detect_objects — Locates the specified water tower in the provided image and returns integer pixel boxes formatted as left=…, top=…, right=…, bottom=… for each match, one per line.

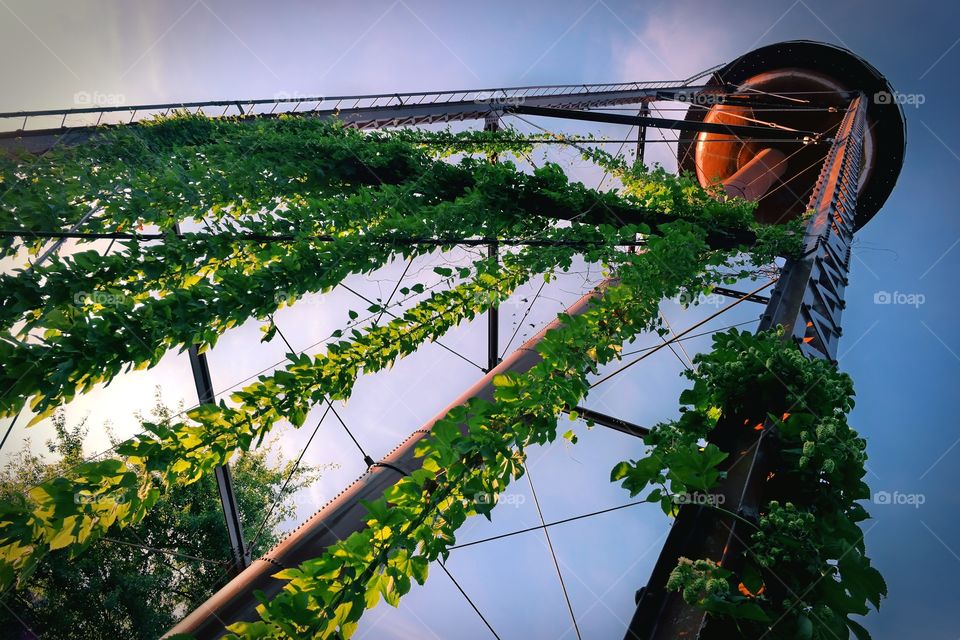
left=627, top=40, right=906, bottom=639
left=0, top=38, right=905, bottom=640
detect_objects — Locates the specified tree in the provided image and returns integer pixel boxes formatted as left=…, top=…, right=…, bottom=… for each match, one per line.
left=0, top=390, right=334, bottom=640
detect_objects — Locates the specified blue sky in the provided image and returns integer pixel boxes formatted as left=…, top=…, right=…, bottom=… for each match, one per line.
left=1, top=0, right=959, bottom=638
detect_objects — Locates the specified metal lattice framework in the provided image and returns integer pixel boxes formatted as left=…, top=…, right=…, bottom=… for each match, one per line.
left=0, top=39, right=906, bottom=640
left=0, top=73, right=726, bottom=153
left=625, top=93, right=869, bottom=640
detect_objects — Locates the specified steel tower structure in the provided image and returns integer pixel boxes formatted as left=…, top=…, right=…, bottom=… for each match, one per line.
left=0, top=40, right=905, bottom=639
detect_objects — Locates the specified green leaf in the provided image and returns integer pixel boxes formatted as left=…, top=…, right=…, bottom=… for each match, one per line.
left=660, top=495, right=677, bottom=516
left=360, top=498, right=390, bottom=523
left=381, top=576, right=401, bottom=607
left=48, top=526, right=74, bottom=550
left=846, top=618, right=872, bottom=640
left=364, top=575, right=383, bottom=608
left=288, top=406, right=307, bottom=428
left=492, top=373, right=514, bottom=387
left=740, top=561, right=764, bottom=596
left=409, top=556, right=429, bottom=585
left=665, top=443, right=727, bottom=492
left=610, top=461, right=630, bottom=481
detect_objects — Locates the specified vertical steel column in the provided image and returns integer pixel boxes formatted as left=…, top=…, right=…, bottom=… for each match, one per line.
left=485, top=112, right=500, bottom=372
left=760, top=100, right=865, bottom=361
left=636, top=102, right=649, bottom=167
left=186, top=346, right=251, bottom=576
left=624, top=95, right=866, bottom=640
left=486, top=241, right=499, bottom=371
left=173, top=224, right=250, bottom=576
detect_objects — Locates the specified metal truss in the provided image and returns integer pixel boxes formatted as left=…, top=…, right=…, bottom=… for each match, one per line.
left=0, top=57, right=881, bottom=638
left=624, top=95, right=867, bottom=640
left=0, top=80, right=727, bottom=153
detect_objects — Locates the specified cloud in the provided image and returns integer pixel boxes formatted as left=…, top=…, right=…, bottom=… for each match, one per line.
left=612, top=4, right=740, bottom=83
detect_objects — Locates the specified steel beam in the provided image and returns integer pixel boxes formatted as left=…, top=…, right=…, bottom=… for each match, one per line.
left=485, top=114, right=501, bottom=373
left=173, top=221, right=250, bottom=577
left=486, top=246, right=500, bottom=372
left=572, top=406, right=648, bottom=439
left=0, top=83, right=722, bottom=154
left=506, top=104, right=818, bottom=141
left=186, top=346, right=251, bottom=577
left=624, top=95, right=866, bottom=640
left=709, top=287, right=770, bottom=305
left=635, top=103, right=650, bottom=166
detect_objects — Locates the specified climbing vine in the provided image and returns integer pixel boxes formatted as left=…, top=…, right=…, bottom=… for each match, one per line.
left=0, top=117, right=775, bottom=422
left=221, top=218, right=769, bottom=639
left=0, top=226, right=638, bottom=588
left=0, top=188, right=546, bottom=420
left=611, top=329, right=884, bottom=639
left=0, top=112, right=818, bottom=636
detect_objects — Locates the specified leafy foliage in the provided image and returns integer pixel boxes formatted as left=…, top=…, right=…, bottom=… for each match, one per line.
left=1, top=216, right=667, bottom=592
left=0, top=117, right=783, bottom=421
left=0, top=393, right=330, bottom=640
left=666, top=558, right=770, bottom=623
left=612, top=329, right=883, bottom=639
left=223, top=220, right=778, bottom=638
left=0, top=112, right=817, bottom=636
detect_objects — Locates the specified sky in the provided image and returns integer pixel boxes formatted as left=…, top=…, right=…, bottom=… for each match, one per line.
left=1, top=0, right=959, bottom=638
